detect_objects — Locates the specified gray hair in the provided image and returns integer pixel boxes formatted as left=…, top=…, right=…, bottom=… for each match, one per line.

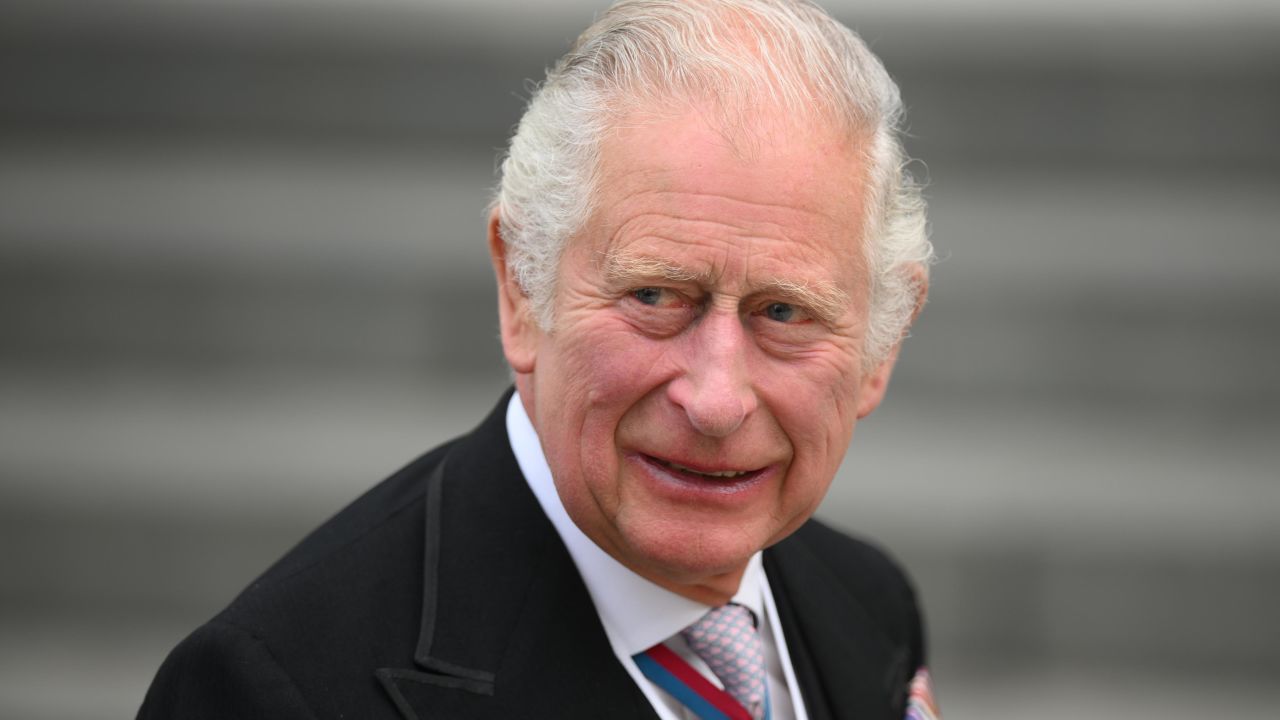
left=493, top=0, right=933, bottom=367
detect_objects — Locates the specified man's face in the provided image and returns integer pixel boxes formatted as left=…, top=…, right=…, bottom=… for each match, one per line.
left=494, top=108, right=899, bottom=601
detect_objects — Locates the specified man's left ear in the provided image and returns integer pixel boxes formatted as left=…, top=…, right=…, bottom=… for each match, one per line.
left=856, top=266, right=929, bottom=419
left=488, top=209, right=540, bottom=374
left=855, top=347, right=899, bottom=419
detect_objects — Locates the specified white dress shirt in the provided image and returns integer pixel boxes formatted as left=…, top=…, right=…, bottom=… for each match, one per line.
left=507, top=392, right=809, bottom=720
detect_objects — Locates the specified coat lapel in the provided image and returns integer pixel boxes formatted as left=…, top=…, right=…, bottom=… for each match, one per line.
left=377, top=395, right=656, bottom=720
left=765, top=531, right=912, bottom=720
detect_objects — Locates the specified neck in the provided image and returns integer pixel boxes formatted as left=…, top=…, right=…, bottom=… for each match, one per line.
left=643, top=566, right=747, bottom=607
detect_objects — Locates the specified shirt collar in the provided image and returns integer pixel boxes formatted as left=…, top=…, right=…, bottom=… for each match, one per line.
left=506, top=391, right=765, bottom=655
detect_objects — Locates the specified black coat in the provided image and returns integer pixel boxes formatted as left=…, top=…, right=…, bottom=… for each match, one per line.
left=138, top=390, right=925, bottom=719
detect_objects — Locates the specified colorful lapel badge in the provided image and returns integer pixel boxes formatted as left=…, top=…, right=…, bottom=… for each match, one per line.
left=904, top=667, right=940, bottom=720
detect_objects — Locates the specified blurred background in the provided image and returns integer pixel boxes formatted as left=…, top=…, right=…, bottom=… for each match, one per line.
left=2, top=0, right=1277, bottom=717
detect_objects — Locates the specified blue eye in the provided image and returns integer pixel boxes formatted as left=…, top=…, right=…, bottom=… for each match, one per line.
left=765, top=302, right=795, bottom=322
left=633, top=287, right=663, bottom=305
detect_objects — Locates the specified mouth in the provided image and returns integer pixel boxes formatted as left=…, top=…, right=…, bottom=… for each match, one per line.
left=653, top=457, right=753, bottom=479
left=637, top=453, right=768, bottom=492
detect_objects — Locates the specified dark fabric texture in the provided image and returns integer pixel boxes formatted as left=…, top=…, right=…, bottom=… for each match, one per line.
left=137, top=389, right=925, bottom=720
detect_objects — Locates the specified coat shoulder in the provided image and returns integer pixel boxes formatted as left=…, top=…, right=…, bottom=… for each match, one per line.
left=137, top=618, right=321, bottom=720
left=788, top=519, right=918, bottom=601
left=779, top=518, right=926, bottom=667
left=233, top=440, right=450, bottom=605
left=140, top=440, right=455, bottom=720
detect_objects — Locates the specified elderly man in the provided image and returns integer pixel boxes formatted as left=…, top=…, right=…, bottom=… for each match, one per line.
left=138, top=1, right=936, bottom=719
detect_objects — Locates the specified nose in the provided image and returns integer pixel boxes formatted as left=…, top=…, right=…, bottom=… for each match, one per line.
left=666, top=309, right=759, bottom=437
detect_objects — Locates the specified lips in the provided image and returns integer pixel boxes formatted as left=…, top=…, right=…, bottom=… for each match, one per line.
left=651, top=457, right=754, bottom=479
left=638, top=453, right=768, bottom=487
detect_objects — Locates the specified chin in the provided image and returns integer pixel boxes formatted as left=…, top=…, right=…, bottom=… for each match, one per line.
left=617, top=516, right=769, bottom=588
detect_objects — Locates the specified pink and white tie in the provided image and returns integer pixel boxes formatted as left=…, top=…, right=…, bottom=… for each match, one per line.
left=681, top=603, right=768, bottom=720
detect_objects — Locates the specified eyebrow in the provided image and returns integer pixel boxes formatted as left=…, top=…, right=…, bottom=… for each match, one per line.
left=602, top=251, right=852, bottom=323
left=603, top=252, right=708, bottom=285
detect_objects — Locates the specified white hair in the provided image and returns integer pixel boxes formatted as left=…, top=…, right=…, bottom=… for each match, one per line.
left=493, top=0, right=933, bottom=367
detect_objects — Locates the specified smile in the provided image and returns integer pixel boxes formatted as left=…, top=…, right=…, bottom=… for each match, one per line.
left=656, top=459, right=751, bottom=479
left=640, top=450, right=768, bottom=489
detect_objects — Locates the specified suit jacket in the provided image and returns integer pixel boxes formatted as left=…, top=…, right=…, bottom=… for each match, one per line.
left=138, top=390, right=925, bottom=720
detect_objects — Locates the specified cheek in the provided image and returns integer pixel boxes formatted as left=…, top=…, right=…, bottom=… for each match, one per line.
left=536, top=326, right=679, bottom=488
left=763, top=351, right=862, bottom=467
left=769, top=377, right=857, bottom=528
left=551, top=320, right=677, bottom=409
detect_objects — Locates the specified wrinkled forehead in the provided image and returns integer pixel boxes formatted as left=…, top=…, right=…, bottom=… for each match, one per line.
left=592, top=103, right=871, bottom=234
left=572, top=104, right=874, bottom=304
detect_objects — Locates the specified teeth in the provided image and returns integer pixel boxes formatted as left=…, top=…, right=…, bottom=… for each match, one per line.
left=665, top=461, right=749, bottom=479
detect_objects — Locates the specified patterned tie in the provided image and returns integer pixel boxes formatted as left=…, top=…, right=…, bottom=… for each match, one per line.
left=681, top=604, right=768, bottom=720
